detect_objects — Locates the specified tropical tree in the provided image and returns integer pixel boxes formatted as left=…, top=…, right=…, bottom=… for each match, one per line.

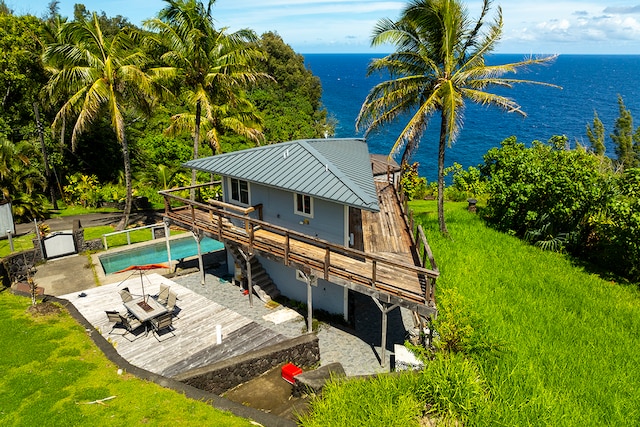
left=144, top=0, right=270, bottom=198
left=586, top=110, right=606, bottom=156
left=356, top=0, right=557, bottom=234
left=0, top=136, right=47, bottom=220
left=249, top=32, right=333, bottom=143
left=610, top=95, right=640, bottom=170
left=42, top=13, right=155, bottom=229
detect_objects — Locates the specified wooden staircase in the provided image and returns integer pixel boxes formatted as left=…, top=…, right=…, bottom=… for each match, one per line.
left=228, top=245, right=281, bottom=303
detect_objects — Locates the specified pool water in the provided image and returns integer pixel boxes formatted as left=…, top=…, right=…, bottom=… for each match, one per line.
left=99, top=236, right=224, bottom=274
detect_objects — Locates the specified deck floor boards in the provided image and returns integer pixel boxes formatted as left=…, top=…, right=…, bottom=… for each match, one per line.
left=61, top=273, right=287, bottom=378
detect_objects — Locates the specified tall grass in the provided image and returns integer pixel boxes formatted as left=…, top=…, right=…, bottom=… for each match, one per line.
left=0, top=291, right=251, bottom=426
left=301, top=201, right=640, bottom=426
left=413, top=200, right=640, bottom=426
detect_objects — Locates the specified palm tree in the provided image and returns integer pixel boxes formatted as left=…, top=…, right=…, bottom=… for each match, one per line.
left=42, top=13, right=154, bottom=229
left=144, top=0, right=270, bottom=199
left=356, top=0, right=558, bottom=234
left=0, top=136, right=47, bottom=220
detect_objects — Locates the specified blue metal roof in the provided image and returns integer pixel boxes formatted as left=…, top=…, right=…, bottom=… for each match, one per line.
left=183, top=138, right=380, bottom=212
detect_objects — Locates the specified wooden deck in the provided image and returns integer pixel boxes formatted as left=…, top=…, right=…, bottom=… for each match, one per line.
left=363, top=181, right=417, bottom=260
left=160, top=182, right=438, bottom=316
left=61, top=273, right=288, bottom=378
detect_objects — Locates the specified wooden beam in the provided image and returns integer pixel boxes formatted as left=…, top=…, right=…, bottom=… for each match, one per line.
left=371, top=297, right=399, bottom=367
left=192, top=231, right=205, bottom=285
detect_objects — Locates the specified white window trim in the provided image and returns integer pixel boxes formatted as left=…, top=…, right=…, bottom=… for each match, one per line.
left=294, top=192, right=314, bottom=218
left=228, top=177, right=250, bottom=206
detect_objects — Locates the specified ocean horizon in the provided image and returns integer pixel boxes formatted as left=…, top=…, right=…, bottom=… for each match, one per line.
left=304, top=53, right=640, bottom=181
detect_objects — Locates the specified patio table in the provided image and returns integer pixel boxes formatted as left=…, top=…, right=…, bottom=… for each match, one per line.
left=124, top=296, right=168, bottom=324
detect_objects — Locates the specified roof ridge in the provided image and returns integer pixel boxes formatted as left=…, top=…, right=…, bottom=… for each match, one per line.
left=301, top=140, right=377, bottom=208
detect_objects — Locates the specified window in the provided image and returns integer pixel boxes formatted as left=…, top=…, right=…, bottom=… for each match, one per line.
left=294, top=193, right=313, bottom=217
left=229, top=178, right=249, bottom=205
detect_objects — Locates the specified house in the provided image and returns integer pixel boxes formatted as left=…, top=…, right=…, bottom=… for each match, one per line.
left=160, top=138, right=438, bottom=354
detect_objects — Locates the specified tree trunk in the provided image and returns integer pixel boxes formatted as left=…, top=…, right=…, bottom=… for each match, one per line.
left=191, top=100, right=201, bottom=201
left=116, top=133, right=133, bottom=231
left=437, top=112, right=449, bottom=236
left=33, top=103, right=58, bottom=210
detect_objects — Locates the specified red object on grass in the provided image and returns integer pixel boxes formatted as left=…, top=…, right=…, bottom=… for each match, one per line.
left=281, top=363, right=302, bottom=384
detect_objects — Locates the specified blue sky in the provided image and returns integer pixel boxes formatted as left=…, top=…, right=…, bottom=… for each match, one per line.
left=10, top=0, right=640, bottom=54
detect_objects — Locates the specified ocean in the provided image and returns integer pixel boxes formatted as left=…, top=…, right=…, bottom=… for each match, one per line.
left=304, top=54, right=640, bottom=181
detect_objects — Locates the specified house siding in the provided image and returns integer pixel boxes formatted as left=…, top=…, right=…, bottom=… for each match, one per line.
left=225, top=180, right=345, bottom=245
left=258, top=256, right=346, bottom=316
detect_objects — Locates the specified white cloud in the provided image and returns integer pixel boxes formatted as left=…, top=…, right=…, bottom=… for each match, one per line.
left=12, top=0, right=640, bottom=54
left=500, top=2, right=640, bottom=53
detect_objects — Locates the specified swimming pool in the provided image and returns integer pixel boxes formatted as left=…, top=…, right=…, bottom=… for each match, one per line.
left=99, top=236, right=225, bottom=274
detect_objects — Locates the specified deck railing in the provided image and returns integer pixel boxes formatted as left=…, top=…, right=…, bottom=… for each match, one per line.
left=160, top=184, right=438, bottom=307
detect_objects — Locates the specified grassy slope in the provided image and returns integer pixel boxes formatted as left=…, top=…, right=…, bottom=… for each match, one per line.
left=0, top=292, right=252, bottom=426
left=413, top=200, right=640, bottom=426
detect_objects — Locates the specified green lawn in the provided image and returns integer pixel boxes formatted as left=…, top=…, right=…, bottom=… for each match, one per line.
left=0, top=291, right=252, bottom=426
left=0, top=225, right=184, bottom=258
left=302, top=201, right=640, bottom=426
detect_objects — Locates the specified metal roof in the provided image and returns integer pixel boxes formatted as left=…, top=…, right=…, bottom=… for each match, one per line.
left=370, top=153, right=401, bottom=176
left=184, top=138, right=380, bottom=212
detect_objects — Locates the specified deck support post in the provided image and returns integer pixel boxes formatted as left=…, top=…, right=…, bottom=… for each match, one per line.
left=372, top=297, right=399, bottom=367
left=192, top=231, right=205, bottom=285
left=237, top=248, right=254, bottom=307
left=298, top=270, right=315, bottom=333
left=163, top=219, right=172, bottom=272
left=307, top=279, right=313, bottom=333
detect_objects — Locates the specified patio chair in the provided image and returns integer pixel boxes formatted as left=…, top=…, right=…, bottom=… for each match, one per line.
left=118, top=313, right=144, bottom=340
left=156, top=283, right=170, bottom=305
left=105, top=310, right=125, bottom=334
left=165, top=291, right=178, bottom=317
left=150, top=312, right=176, bottom=341
left=119, top=289, right=133, bottom=303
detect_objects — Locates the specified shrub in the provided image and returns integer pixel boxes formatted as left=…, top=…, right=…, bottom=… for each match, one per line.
left=415, top=354, right=488, bottom=424
left=587, top=167, right=640, bottom=281
left=432, top=287, right=501, bottom=356
left=400, top=162, right=428, bottom=200
left=481, top=136, right=610, bottom=252
left=445, top=162, right=487, bottom=198
left=63, top=173, right=101, bottom=208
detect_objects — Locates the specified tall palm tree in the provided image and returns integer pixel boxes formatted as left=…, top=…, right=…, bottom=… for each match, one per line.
left=357, top=0, right=558, bottom=234
left=42, top=13, right=154, bottom=229
left=144, top=0, right=270, bottom=198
